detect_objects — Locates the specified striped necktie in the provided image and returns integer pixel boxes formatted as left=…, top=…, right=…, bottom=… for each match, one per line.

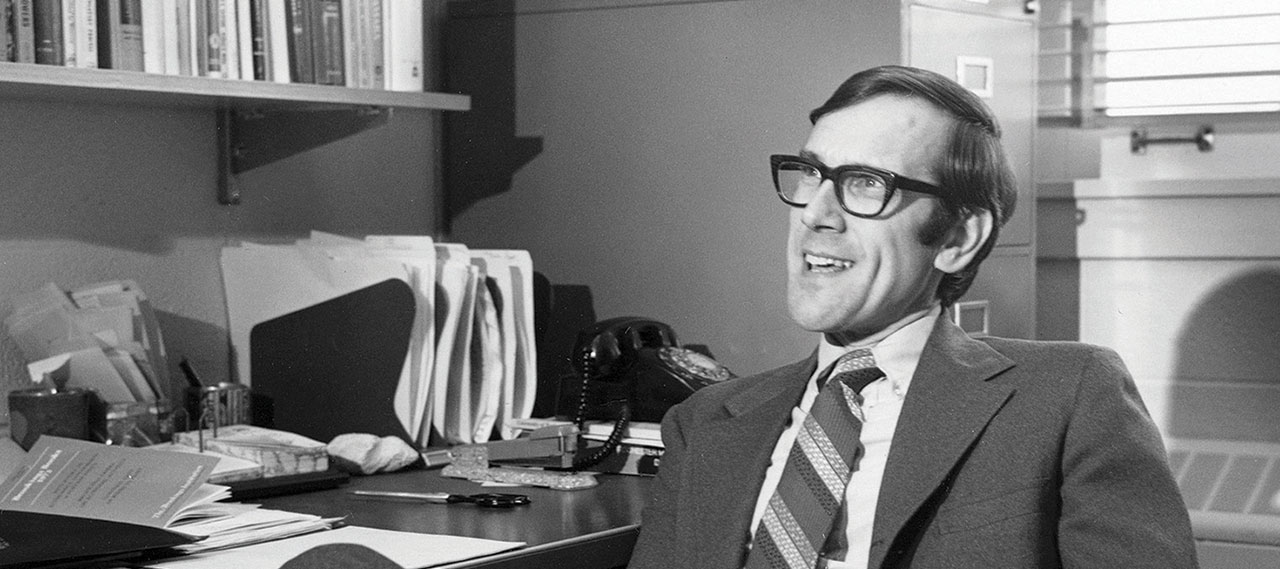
left=743, top=349, right=884, bottom=569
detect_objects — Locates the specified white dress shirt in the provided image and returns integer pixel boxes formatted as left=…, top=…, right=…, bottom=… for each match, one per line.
left=747, top=307, right=941, bottom=569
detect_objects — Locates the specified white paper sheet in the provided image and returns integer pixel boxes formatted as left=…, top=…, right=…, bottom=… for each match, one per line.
left=220, top=243, right=412, bottom=387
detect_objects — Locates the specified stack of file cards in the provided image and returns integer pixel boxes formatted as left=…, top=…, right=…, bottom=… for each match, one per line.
left=173, top=424, right=329, bottom=478
left=4, top=280, right=170, bottom=409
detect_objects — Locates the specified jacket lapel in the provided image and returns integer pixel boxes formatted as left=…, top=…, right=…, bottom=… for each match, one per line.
left=868, top=318, right=1015, bottom=569
left=684, top=356, right=816, bottom=569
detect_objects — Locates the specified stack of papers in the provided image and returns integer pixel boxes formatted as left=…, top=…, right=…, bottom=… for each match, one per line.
left=172, top=424, right=329, bottom=478
left=221, top=231, right=537, bottom=447
left=4, top=280, right=170, bottom=406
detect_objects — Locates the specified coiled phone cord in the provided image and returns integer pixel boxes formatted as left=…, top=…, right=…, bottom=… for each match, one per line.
left=570, top=348, right=631, bottom=471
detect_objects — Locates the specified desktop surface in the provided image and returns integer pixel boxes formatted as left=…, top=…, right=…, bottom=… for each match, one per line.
left=255, top=467, right=651, bottom=569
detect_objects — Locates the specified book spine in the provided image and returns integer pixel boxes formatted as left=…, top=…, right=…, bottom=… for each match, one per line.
left=382, top=0, right=421, bottom=91
left=139, top=0, right=163, bottom=72
left=340, top=0, right=355, bottom=86
left=59, top=0, right=73, bottom=66
left=31, top=0, right=59, bottom=64
left=76, top=0, right=95, bottom=67
left=11, top=0, right=33, bottom=62
left=177, top=0, right=193, bottom=75
left=588, top=442, right=663, bottom=476
left=264, top=0, right=285, bottom=82
left=311, top=0, right=340, bottom=85
left=161, top=0, right=179, bottom=73
left=234, top=0, right=250, bottom=79
left=123, top=0, right=143, bottom=68
left=283, top=0, right=310, bottom=83
left=97, top=0, right=143, bottom=70
left=12, top=0, right=35, bottom=62
left=2, top=1, right=10, bottom=62
left=2, top=5, right=9, bottom=63
left=199, top=0, right=222, bottom=77
left=585, top=421, right=663, bottom=441
left=93, top=0, right=113, bottom=66
left=247, top=0, right=265, bottom=79
left=366, top=0, right=381, bottom=89
left=220, top=0, right=237, bottom=79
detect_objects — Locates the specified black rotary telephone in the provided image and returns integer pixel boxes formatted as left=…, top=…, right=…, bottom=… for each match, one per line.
left=570, top=317, right=734, bottom=469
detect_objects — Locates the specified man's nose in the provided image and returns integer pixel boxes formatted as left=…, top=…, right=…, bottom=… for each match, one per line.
left=801, top=181, right=847, bottom=232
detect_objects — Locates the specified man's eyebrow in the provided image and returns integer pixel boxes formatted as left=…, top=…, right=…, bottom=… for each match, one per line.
left=797, top=149, right=822, bottom=163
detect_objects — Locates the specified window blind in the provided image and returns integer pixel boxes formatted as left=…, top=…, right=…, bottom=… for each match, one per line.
left=1039, top=0, right=1280, bottom=125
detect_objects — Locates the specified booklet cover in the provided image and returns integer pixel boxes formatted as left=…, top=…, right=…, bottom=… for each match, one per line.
left=0, top=436, right=220, bottom=527
left=0, top=436, right=337, bottom=567
left=0, top=436, right=214, bottom=567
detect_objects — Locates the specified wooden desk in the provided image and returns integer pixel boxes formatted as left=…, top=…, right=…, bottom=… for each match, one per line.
left=256, top=468, right=651, bottom=569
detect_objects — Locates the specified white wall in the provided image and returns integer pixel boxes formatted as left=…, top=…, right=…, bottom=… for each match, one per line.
left=0, top=98, right=441, bottom=421
left=1038, top=124, right=1280, bottom=442
left=448, top=0, right=905, bottom=377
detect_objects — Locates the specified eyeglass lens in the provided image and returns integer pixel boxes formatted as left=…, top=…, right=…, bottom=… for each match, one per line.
left=774, top=160, right=891, bottom=216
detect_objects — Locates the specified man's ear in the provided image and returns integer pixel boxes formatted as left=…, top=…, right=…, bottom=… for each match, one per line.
left=934, top=210, right=994, bottom=273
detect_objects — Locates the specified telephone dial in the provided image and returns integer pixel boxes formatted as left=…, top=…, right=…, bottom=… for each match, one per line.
left=570, top=317, right=734, bottom=469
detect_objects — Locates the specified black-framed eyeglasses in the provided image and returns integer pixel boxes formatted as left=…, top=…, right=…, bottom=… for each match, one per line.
left=770, top=154, right=947, bottom=218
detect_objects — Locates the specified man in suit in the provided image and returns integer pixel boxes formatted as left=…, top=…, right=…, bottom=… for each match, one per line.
left=627, top=65, right=1197, bottom=569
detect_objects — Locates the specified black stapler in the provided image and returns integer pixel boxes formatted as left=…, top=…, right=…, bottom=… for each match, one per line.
left=477, top=424, right=580, bottom=469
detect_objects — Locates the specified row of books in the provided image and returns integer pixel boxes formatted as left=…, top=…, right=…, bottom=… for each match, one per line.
left=0, top=0, right=424, bottom=90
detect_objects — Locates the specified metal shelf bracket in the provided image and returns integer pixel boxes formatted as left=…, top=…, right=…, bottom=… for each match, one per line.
left=216, top=106, right=392, bottom=205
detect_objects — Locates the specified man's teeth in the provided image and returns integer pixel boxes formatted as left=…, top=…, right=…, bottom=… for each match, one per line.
left=805, top=254, right=853, bottom=271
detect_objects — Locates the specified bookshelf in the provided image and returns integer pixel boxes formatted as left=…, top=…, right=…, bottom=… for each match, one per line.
left=0, top=63, right=471, bottom=204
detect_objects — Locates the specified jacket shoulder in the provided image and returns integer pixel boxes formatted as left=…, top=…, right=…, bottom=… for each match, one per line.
left=675, top=358, right=811, bottom=413
left=979, top=336, right=1126, bottom=371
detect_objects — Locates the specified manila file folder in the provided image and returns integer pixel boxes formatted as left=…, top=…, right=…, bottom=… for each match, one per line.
left=250, top=278, right=416, bottom=444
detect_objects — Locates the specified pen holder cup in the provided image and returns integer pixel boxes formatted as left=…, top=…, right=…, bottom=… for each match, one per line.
left=7, top=387, right=93, bottom=451
left=185, top=383, right=251, bottom=431
left=101, top=400, right=180, bottom=447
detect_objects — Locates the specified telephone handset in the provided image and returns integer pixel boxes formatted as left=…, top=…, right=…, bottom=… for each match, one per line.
left=570, top=316, right=734, bottom=470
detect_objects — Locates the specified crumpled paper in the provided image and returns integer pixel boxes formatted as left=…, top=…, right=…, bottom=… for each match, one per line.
left=327, top=433, right=419, bottom=475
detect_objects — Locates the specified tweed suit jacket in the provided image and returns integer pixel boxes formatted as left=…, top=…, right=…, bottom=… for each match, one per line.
left=628, top=317, right=1198, bottom=569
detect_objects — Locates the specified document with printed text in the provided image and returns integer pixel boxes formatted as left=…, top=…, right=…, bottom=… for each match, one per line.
left=0, top=435, right=220, bottom=527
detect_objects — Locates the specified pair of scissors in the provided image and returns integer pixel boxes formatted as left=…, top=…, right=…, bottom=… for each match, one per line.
left=350, top=490, right=531, bottom=508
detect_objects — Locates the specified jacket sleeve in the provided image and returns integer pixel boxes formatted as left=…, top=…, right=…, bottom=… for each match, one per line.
left=627, top=403, right=689, bottom=569
left=1057, top=347, right=1199, bottom=568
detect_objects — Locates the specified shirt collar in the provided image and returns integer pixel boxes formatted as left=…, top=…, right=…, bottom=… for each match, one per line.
left=814, top=305, right=942, bottom=398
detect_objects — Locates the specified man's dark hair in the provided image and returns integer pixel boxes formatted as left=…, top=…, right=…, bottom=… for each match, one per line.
left=809, top=65, right=1018, bottom=307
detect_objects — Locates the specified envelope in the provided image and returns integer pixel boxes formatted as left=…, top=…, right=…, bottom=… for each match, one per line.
left=361, top=235, right=438, bottom=447
left=468, top=268, right=503, bottom=443
left=471, top=250, right=537, bottom=440
left=432, top=244, right=473, bottom=445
